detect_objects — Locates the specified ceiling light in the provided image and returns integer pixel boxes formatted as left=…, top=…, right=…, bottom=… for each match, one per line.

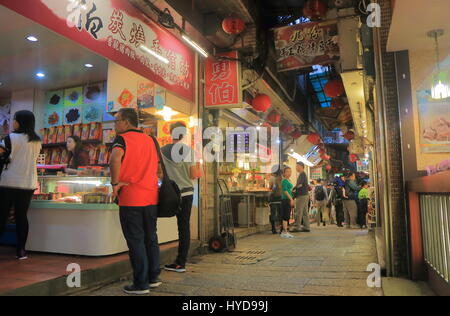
left=182, top=35, right=208, bottom=58
left=36, top=72, right=45, bottom=78
left=428, top=30, right=450, bottom=100
left=156, top=106, right=179, bottom=121
left=27, top=36, right=38, bottom=42
left=84, top=63, right=94, bottom=68
left=140, top=45, right=169, bottom=64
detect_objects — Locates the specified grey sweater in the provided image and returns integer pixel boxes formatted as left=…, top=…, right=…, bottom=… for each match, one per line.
left=161, top=143, right=194, bottom=196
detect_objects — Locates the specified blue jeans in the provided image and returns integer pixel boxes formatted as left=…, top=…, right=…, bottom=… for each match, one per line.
left=119, top=205, right=160, bottom=289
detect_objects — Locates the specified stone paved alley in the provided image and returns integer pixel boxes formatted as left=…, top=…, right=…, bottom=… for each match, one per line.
left=87, top=226, right=384, bottom=296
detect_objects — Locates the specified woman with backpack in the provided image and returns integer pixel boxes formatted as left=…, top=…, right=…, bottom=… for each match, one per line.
left=0, top=110, right=42, bottom=260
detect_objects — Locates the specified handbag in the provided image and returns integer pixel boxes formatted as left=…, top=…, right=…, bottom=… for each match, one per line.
left=150, top=135, right=181, bottom=218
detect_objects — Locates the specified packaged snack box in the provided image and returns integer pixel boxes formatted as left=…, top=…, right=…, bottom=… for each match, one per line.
left=51, top=148, right=62, bottom=165
left=40, top=128, right=49, bottom=145
left=88, top=146, right=99, bottom=165
left=81, top=124, right=90, bottom=140
left=73, top=124, right=82, bottom=138
left=64, top=125, right=73, bottom=142
left=48, top=127, right=58, bottom=144
left=57, top=126, right=65, bottom=143
left=97, top=145, right=108, bottom=165
left=89, top=122, right=102, bottom=140
left=60, top=149, right=69, bottom=164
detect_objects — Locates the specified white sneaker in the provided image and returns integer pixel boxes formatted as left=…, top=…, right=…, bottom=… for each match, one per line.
left=280, top=233, right=290, bottom=239
left=286, top=233, right=295, bottom=238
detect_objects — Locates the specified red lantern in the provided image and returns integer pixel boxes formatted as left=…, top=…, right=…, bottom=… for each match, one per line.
left=319, top=148, right=326, bottom=155
left=303, top=0, right=328, bottom=21
left=307, top=133, right=321, bottom=145
left=222, top=16, right=246, bottom=35
left=280, top=122, right=294, bottom=134
left=326, top=165, right=332, bottom=171
left=291, top=129, right=302, bottom=139
left=344, top=131, right=355, bottom=141
left=267, top=110, right=281, bottom=124
left=349, top=154, right=358, bottom=163
left=331, top=99, right=345, bottom=109
left=321, top=154, right=330, bottom=161
left=324, top=79, right=345, bottom=98
left=252, top=94, right=271, bottom=112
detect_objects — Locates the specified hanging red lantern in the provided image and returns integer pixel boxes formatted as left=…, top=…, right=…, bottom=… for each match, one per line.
left=307, top=133, right=321, bottom=145
left=222, top=16, right=246, bottom=35
left=326, top=165, right=332, bottom=171
left=291, top=129, right=302, bottom=139
left=280, top=122, right=294, bottom=134
left=324, top=79, right=345, bottom=98
left=349, top=154, right=358, bottom=163
left=321, top=154, right=330, bottom=161
left=251, top=94, right=271, bottom=112
left=319, top=148, right=326, bottom=155
left=331, top=98, right=345, bottom=109
left=303, top=0, right=328, bottom=21
left=267, top=110, right=281, bottom=124
left=344, top=131, right=355, bottom=141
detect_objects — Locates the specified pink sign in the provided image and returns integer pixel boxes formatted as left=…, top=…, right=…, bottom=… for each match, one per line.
left=0, top=0, right=195, bottom=102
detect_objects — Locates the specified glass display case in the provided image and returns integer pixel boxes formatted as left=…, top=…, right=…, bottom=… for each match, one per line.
left=33, top=176, right=113, bottom=205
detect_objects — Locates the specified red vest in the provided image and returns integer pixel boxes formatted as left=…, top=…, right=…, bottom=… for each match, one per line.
left=118, top=131, right=159, bottom=207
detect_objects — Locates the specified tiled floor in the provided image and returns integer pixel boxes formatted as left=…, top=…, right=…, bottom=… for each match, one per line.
left=0, top=242, right=177, bottom=294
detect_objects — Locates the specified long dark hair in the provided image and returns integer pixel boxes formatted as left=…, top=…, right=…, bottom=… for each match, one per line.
left=13, top=110, right=41, bottom=142
left=67, top=136, right=84, bottom=167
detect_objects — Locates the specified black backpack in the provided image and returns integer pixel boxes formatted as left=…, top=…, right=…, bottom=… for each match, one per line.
left=0, top=135, right=11, bottom=179
left=315, top=185, right=326, bottom=201
left=150, top=135, right=181, bottom=218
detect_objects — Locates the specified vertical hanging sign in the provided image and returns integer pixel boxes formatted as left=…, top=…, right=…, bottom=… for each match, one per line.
left=205, top=51, right=242, bottom=108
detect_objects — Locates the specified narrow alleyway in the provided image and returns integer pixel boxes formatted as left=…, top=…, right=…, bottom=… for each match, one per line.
left=88, top=227, right=383, bottom=296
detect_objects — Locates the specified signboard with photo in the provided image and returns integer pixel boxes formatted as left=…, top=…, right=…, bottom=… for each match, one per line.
left=137, top=81, right=155, bottom=109
left=273, top=21, right=339, bottom=72
left=417, top=90, right=450, bottom=153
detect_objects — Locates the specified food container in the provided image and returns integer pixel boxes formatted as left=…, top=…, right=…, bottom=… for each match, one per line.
left=57, top=126, right=65, bottom=143
left=73, top=124, right=82, bottom=138
left=81, top=124, right=90, bottom=140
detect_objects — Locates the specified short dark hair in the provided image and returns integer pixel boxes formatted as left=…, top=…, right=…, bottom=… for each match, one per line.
left=283, top=166, right=291, bottom=174
left=296, top=162, right=305, bottom=168
left=170, top=121, right=187, bottom=141
left=118, top=108, right=139, bottom=127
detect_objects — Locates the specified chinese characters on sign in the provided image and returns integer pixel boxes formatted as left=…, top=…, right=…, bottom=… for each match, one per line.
left=273, top=21, right=339, bottom=72
left=205, top=51, right=242, bottom=108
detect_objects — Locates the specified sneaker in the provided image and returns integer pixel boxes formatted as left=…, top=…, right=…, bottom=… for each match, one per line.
left=123, top=285, right=150, bottom=295
left=16, top=250, right=28, bottom=260
left=286, top=232, right=295, bottom=238
left=164, top=263, right=186, bottom=273
left=149, top=278, right=162, bottom=288
left=280, top=233, right=290, bottom=239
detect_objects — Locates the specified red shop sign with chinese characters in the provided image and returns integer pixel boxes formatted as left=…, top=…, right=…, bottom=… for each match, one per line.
left=205, top=51, right=242, bottom=108
left=0, top=0, right=195, bottom=102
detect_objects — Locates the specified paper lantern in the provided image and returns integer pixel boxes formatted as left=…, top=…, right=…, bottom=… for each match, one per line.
left=324, top=79, right=345, bottom=98
left=222, top=16, right=246, bottom=35
left=349, top=154, right=358, bottom=163
left=307, top=133, right=321, bottom=145
left=321, top=154, right=330, bottom=161
left=303, top=0, right=328, bottom=21
left=291, top=129, right=302, bottom=139
left=344, top=131, right=355, bottom=141
left=326, top=165, right=332, bottom=171
left=267, top=110, right=281, bottom=124
left=319, top=148, right=326, bottom=155
left=280, top=122, right=294, bottom=134
left=252, top=94, right=271, bottom=112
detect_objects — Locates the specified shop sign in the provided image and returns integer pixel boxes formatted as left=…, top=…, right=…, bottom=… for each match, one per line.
left=205, top=51, right=242, bottom=108
left=273, top=21, right=339, bottom=72
left=0, top=0, right=195, bottom=102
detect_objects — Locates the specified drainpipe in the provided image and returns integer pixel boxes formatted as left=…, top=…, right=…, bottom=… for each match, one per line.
left=372, top=6, right=394, bottom=277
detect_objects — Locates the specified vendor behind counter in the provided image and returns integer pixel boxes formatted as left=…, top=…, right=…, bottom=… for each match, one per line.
left=65, top=136, right=90, bottom=175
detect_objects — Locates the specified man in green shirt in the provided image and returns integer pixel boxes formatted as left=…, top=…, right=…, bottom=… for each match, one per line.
left=280, top=167, right=295, bottom=238
left=358, top=182, right=369, bottom=229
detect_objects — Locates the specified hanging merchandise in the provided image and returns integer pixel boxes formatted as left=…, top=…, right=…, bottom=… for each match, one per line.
left=251, top=94, right=271, bottom=112
left=222, top=16, right=246, bottom=35
left=321, top=154, right=330, bottom=161
left=326, top=165, right=332, bottom=171
left=291, top=129, right=302, bottom=139
left=343, top=131, right=355, bottom=141
left=324, top=79, right=345, bottom=98
left=280, top=121, right=294, bottom=134
left=349, top=154, right=358, bottom=163
left=307, top=132, right=321, bottom=145
left=303, top=0, right=328, bottom=21
left=267, top=110, right=281, bottom=124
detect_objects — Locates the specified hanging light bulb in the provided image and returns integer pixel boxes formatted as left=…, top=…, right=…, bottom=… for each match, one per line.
left=428, top=30, right=450, bottom=100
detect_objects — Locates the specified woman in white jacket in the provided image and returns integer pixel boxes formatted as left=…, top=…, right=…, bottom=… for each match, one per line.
left=0, top=110, right=41, bottom=260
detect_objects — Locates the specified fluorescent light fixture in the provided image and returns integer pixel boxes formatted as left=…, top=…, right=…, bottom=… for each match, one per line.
left=182, top=35, right=208, bottom=58
left=27, top=36, right=38, bottom=42
left=288, top=152, right=314, bottom=167
left=59, top=180, right=103, bottom=186
left=84, top=63, right=94, bottom=68
left=36, top=72, right=45, bottom=78
left=156, top=106, right=179, bottom=121
left=140, top=45, right=169, bottom=64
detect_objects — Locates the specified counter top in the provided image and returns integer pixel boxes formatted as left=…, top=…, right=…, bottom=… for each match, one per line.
left=30, top=201, right=118, bottom=210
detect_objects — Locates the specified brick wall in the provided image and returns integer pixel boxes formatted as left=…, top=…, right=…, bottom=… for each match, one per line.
left=377, top=0, right=408, bottom=276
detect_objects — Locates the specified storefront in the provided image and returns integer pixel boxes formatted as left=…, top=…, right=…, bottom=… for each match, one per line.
left=0, top=0, right=199, bottom=256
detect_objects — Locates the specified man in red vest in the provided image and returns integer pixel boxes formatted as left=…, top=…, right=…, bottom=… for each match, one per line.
left=110, top=108, right=161, bottom=295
